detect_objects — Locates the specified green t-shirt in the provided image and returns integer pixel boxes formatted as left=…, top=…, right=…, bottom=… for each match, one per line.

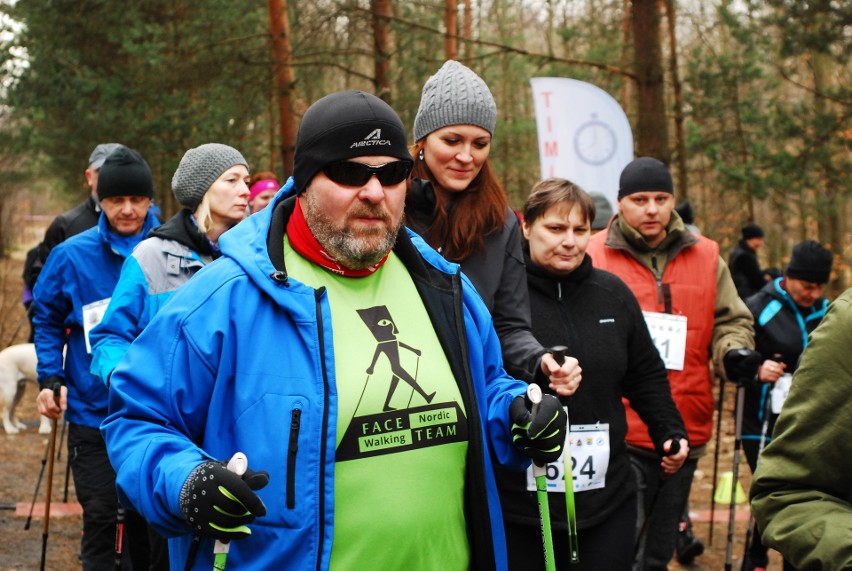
left=285, top=240, right=470, bottom=569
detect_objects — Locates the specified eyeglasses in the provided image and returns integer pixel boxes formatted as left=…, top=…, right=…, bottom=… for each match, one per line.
left=323, top=160, right=413, bottom=187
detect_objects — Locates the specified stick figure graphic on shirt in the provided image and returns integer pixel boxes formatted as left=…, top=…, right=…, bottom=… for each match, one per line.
left=357, top=305, right=436, bottom=412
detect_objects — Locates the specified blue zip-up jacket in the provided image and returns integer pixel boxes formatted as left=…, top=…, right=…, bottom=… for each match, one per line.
left=90, top=210, right=208, bottom=385
left=32, top=210, right=160, bottom=428
left=101, top=179, right=529, bottom=570
left=742, top=277, right=828, bottom=440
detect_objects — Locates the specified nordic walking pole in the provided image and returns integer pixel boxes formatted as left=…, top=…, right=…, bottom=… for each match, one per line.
left=724, top=382, right=745, bottom=571
left=56, top=416, right=67, bottom=460
left=549, top=345, right=579, bottom=563
left=634, top=439, right=682, bottom=558
left=62, top=452, right=72, bottom=503
left=115, top=506, right=126, bottom=570
left=40, top=382, right=62, bottom=571
left=709, top=372, right=726, bottom=546
left=527, top=383, right=556, bottom=571
left=24, top=437, right=51, bottom=530
left=213, top=452, right=249, bottom=571
left=743, top=377, right=775, bottom=564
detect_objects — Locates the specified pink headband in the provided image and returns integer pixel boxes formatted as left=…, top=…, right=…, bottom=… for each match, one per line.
left=249, top=179, right=279, bottom=201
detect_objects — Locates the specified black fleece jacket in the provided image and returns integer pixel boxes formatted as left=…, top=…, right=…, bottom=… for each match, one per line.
left=497, top=251, right=686, bottom=530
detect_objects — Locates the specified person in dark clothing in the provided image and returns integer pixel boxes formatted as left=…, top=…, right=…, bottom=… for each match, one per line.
left=740, top=239, right=832, bottom=571
left=405, top=60, right=581, bottom=394
left=23, top=144, right=125, bottom=340
left=26, top=143, right=125, bottom=288
left=498, top=178, right=688, bottom=570
left=730, top=223, right=766, bottom=300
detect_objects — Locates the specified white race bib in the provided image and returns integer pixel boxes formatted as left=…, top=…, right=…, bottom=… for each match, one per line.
left=82, top=298, right=111, bottom=354
left=770, top=373, right=792, bottom=414
left=526, top=422, right=610, bottom=493
left=642, top=311, right=687, bottom=371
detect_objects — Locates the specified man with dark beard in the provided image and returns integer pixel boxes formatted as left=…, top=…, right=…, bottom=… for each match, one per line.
left=100, top=91, right=567, bottom=570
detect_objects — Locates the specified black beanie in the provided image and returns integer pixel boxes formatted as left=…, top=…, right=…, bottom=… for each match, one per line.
left=741, top=223, right=764, bottom=240
left=97, top=147, right=154, bottom=201
left=618, top=157, right=673, bottom=199
left=293, top=91, right=412, bottom=191
left=786, top=240, right=833, bottom=284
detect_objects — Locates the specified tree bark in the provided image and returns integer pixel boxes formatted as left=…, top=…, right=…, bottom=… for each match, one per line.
left=663, top=0, right=686, bottom=201
left=267, top=0, right=297, bottom=178
left=631, top=0, right=669, bottom=162
left=371, top=0, right=392, bottom=102
left=445, top=0, right=458, bottom=60
left=463, top=0, right=472, bottom=65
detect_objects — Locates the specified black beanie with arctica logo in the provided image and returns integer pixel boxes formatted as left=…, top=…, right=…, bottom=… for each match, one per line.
left=292, top=90, right=411, bottom=192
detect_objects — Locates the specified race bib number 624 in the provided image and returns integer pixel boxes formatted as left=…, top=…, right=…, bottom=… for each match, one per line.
left=525, top=422, right=610, bottom=493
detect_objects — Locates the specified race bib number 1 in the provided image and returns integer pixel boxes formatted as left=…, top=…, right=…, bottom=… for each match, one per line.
left=642, top=311, right=687, bottom=371
left=526, top=422, right=610, bottom=494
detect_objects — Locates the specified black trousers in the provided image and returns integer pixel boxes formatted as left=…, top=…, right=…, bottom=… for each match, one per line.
left=505, top=493, right=637, bottom=570
left=68, top=423, right=150, bottom=570
left=631, top=452, right=698, bottom=571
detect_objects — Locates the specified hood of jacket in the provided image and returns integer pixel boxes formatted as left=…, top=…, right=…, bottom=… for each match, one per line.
left=149, top=209, right=214, bottom=258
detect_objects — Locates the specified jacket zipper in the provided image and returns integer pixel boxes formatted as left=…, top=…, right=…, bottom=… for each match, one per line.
left=448, top=272, right=495, bottom=570
left=314, top=287, right=329, bottom=571
left=287, top=407, right=301, bottom=509
left=652, top=254, right=663, bottom=306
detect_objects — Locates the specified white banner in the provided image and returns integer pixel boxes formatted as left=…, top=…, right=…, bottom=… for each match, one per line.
left=530, top=78, right=634, bottom=215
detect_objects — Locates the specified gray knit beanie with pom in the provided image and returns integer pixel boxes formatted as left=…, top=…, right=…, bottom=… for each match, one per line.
left=171, top=143, right=249, bottom=210
left=413, top=60, right=497, bottom=142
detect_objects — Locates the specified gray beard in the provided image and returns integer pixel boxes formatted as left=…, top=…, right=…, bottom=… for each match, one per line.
left=303, top=193, right=402, bottom=270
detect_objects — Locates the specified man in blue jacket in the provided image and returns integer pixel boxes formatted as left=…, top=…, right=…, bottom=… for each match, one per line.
left=101, top=91, right=569, bottom=570
left=33, top=146, right=160, bottom=570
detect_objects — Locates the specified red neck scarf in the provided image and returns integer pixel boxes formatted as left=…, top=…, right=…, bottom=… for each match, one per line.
left=286, top=198, right=389, bottom=278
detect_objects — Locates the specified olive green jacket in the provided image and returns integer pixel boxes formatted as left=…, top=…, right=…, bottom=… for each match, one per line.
left=750, top=287, right=852, bottom=571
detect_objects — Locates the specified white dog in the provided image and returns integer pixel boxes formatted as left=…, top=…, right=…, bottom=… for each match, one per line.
left=0, top=343, right=53, bottom=435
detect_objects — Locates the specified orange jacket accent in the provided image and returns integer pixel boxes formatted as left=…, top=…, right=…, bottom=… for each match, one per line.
left=587, top=232, right=719, bottom=448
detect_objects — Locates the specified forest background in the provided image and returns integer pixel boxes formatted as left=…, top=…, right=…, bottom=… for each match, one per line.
left=0, top=0, right=850, bottom=299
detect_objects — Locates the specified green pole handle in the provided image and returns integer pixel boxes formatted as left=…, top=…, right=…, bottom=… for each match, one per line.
left=549, top=346, right=580, bottom=563
left=527, top=384, right=556, bottom=571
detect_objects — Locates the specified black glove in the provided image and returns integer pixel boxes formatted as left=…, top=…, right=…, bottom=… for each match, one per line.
left=179, top=460, right=269, bottom=541
left=510, top=393, right=567, bottom=464
left=723, top=348, right=762, bottom=384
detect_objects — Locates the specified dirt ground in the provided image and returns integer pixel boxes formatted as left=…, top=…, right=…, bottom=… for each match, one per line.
left=0, top=256, right=783, bottom=569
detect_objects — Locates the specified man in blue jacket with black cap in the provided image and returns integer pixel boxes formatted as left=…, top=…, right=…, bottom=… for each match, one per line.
left=101, top=91, right=569, bottom=570
left=34, top=146, right=160, bottom=570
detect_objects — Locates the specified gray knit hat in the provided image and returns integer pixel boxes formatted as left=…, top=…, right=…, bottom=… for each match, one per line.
left=171, top=143, right=249, bottom=209
left=413, top=60, right=497, bottom=142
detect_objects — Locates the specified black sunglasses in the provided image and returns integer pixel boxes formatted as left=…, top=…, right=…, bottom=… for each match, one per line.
left=323, top=159, right=413, bottom=187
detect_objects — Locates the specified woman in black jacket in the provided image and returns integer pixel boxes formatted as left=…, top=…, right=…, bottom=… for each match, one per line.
left=498, top=178, right=688, bottom=570
left=406, top=60, right=580, bottom=392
